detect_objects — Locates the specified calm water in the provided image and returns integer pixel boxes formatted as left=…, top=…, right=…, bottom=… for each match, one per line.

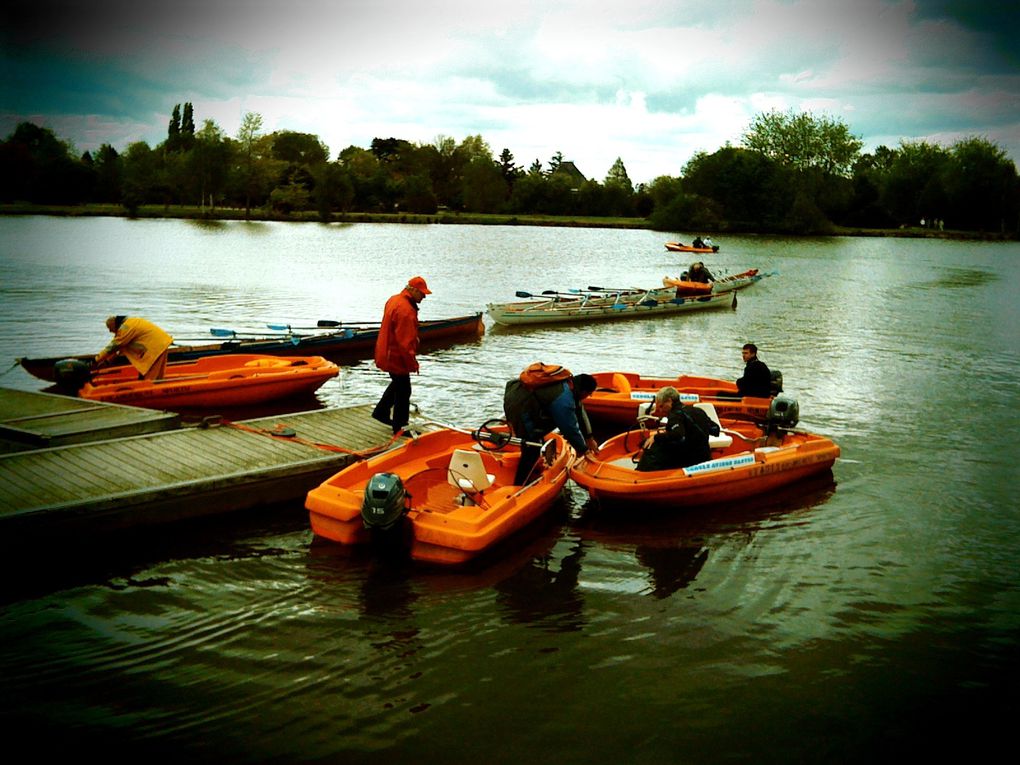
left=1, top=216, right=1019, bottom=762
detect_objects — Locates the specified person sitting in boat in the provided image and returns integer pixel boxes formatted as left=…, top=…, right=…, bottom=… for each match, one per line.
left=692, top=236, right=705, bottom=249
left=504, top=371, right=599, bottom=485
left=736, top=343, right=772, bottom=398
left=635, top=387, right=719, bottom=471
left=703, top=236, right=714, bottom=248
left=688, top=262, right=715, bottom=283
left=94, top=315, right=173, bottom=380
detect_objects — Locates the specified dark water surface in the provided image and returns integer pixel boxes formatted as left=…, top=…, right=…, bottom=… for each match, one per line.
left=1, top=217, right=1018, bottom=762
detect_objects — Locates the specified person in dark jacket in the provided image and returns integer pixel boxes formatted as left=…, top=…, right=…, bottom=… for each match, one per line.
left=636, top=387, right=719, bottom=471
left=688, top=261, right=715, bottom=283
left=372, top=276, right=431, bottom=434
left=504, top=372, right=599, bottom=485
left=736, top=343, right=772, bottom=398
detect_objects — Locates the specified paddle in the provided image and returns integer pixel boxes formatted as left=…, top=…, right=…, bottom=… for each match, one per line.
left=315, top=319, right=383, bottom=328
left=514, top=290, right=582, bottom=300
left=586, top=285, right=642, bottom=293
left=209, top=328, right=302, bottom=345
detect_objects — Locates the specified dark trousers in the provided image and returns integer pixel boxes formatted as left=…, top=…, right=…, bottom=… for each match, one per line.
left=514, top=440, right=542, bottom=485
left=373, top=373, right=412, bottom=434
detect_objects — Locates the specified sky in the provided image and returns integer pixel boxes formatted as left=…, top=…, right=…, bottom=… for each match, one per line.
left=2, top=0, right=1018, bottom=185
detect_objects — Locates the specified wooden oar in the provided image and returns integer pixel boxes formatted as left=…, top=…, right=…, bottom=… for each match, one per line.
left=586, top=285, right=643, bottom=293
left=316, top=319, right=383, bottom=328
left=209, top=329, right=302, bottom=345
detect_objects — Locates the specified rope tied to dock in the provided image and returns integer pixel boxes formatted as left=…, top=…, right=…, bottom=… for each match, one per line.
left=224, top=419, right=404, bottom=458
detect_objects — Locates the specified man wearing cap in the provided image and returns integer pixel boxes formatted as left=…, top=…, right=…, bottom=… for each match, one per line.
left=372, top=276, right=431, bottom=434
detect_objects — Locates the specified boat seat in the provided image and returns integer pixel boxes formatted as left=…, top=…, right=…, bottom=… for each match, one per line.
left=694, top=402, right=733, bottom=449
left=611, top=372, right=632, bottom=395
left=447, top=449, right=495, bottom=500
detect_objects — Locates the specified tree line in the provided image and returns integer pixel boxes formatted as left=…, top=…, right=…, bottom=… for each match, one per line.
left=1, top=103, right=1017, bottom=234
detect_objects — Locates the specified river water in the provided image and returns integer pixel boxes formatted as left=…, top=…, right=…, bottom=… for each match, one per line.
left=1, top=216, right=1018, bottom=762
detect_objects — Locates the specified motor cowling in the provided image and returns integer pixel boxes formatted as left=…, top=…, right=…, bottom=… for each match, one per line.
left=53, top=358, right=93, bottom=389
left=361, top=472, right=409, bottom=531
left=767, top=393, right=799, bottom=430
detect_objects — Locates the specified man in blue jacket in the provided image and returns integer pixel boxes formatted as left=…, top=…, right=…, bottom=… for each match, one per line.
left=504, top=372, right=599, bottom=485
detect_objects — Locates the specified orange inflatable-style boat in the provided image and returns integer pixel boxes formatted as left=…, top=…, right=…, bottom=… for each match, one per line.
left=79, top=354, right=339, bottom=409
left=306, top=427, right=574, bottom=565
left=570, top=402, right=839, bottom=508
left=585, top=371, right=777, bottom=435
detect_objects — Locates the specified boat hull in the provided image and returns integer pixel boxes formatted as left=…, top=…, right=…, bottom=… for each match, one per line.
left=663, top=269, right=765, bottom=295
left=586, top=372, right=773, bottom=433
left=570, top=422, right=839, bottom=508
left=79, top=354, right=339, bottom=409
left=306, top=428, right=574, bottom=565
left=487, top=290, right=733, bottom=326
left=18, top=313, right=484, bottom=383
left=664, top=242, right=719, bottom=253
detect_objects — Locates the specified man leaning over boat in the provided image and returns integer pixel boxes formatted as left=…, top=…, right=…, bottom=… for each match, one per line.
left=94, top=315, right=173, bottom=380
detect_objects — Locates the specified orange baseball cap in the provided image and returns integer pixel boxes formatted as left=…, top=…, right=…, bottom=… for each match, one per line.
left=407, top=276, right=432, bottom=294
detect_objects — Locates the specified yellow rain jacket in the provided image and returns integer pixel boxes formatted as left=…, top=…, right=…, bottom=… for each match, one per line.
left=97, top=317, right=173, bottom=376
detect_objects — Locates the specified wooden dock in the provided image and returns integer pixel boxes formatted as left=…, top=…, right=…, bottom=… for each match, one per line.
left=0, top=387, right=180, bottom=452
left=0, top=388, right=395, bottom=544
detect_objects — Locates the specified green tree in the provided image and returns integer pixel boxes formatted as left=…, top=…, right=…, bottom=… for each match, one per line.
left=271, top=131, right=329, bottom=165
left=944, top=137, right=1019, bottom=232
left=742, top=109, right=862, bottom=176
left=189, top=120, right=232, bottom=209
left=604, top=157, right=633, bottom=193
left=236, top=112, right=265, bottom=218
left=0, top=122, right=91, bottom=203
left=91, top=143, right=122, bottom=203
left=880, top=141, right=951, bottom=226
left=313, top=162, right=355, bottom=220
left=462, top=157, right=506, bottom=213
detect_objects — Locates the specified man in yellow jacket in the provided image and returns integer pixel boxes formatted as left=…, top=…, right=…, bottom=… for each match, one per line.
left=94, top=315, right=173, bottom=379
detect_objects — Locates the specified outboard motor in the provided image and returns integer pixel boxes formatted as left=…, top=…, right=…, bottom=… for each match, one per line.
left=361, top=472, right=410, bottom=532
left=53, top=358, right=93, bottom=390
left=769, top=369, right=784, bottom=395
left=766, top=393, right=800, bottom=430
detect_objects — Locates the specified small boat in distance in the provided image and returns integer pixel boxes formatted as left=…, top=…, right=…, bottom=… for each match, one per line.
left=665, top=241, right=720, bottom=253
left=78, top=354, right=339, bottom=410
left=306, top=425, right=574, bottom=565
left=17, top=313, right=484, bottom=383
left=570, top=398, right=839, bottom=508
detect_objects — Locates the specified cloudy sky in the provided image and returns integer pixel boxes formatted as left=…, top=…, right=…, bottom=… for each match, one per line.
left=2, top=0, right=1018, bottom=184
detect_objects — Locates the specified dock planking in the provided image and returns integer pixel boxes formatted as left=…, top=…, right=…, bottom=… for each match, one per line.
left=0, top=387, right=180, bottom=452
left=0, top=399, right=395, bottom=544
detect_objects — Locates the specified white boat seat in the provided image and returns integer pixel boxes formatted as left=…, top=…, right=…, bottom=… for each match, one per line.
left=694, top=402, right=733, bottom=449
left=447, top=449, right=495, bottom=494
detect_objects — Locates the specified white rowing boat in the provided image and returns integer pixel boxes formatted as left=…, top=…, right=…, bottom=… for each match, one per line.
left=487, top=289, right=735, bottom=326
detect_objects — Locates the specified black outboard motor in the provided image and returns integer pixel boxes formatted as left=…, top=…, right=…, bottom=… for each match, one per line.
left=361, top=472, right=410, bottom=532
left=769, top=369, right=784, bottom=395
left=53, top=358, right=93, bottom=390
left=766, top=393, right=799, bottom=430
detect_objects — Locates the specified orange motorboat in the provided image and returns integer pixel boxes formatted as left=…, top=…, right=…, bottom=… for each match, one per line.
left=570, top=399, right=839, bottom=508
left=78, top=354, right=339, bottom=409
left=664, top=241, right=719, bottom=253
left=306, top=426, right=574, bottom=565
left=585, top=371, right=778, bottom=434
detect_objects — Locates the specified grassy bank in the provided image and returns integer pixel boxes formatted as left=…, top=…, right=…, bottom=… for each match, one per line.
left=1, top=202, right=1014, bottom=240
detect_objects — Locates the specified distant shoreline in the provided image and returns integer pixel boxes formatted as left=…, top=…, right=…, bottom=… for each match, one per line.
left=1, top=203, right=1015, bottom=241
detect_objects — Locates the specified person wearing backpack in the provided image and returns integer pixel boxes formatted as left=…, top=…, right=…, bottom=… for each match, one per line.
left=636, top=387, right=720, bottom=471
left=503, top=364, right=599, bottom=485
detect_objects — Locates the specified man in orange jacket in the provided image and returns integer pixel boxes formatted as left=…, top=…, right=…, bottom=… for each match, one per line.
left=372, top=276, right=431, bottom=434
